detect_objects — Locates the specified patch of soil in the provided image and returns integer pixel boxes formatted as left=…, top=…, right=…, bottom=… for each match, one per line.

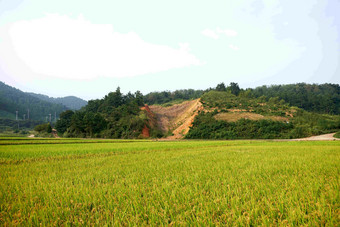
left=227, top=109, right=248, bottom=112
left=140, top=104, right=157, bottom=138
left=141, top=125, right=150, bottom=138
left=149, top=99, right=202, bottom=139
left=215, top=112, right=289, bottom=122
left=52, top=129, right=60, bottom=138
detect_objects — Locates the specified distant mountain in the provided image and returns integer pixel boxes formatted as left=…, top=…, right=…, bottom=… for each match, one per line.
left=0, top=81, right=66, bottom=121
left=27, top=93, right=87, bottom=110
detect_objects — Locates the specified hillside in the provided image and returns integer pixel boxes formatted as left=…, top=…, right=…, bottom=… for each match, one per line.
left=55, top=88, right=147, bottom=138
left=27, top=93, right=87, bottom=110
left=2, top=81, right=339, bottom=139
left=144, top=83, right=340, bottom=115
left=144, top=89, right=204, bottom=105
left=149, top=99, right=202, bottom=139
left=0, top=81, right=66, bottom=121
left=248, top=83, right=340, bottom=114
left=185, top=91, right=340, bottom=139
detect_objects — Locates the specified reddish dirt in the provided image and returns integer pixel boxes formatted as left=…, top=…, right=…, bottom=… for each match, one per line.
left=140, top=104, right=157, bottom=138
left=141, top=105, right=155, bottom=119
left=141, top=125, right=150, bottom=138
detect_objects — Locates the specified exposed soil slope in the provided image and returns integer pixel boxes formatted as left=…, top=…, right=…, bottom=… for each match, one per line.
left=149, top=99, right=202, bottom=139
left=214, top=112, right=289, bottom=122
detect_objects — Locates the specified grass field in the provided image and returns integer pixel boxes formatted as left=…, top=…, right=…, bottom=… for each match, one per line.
left=0, top=138, right=339, bottom=225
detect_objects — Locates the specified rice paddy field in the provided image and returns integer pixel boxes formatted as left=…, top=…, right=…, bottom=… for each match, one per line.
left=0, top=138, right=339, bottom=226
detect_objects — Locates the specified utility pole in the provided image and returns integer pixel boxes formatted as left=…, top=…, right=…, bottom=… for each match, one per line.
left=55, top=112, right=56, bottom=122
left=16, top=111, right=18, bottom=120
left=49, top=114, right=52, bottom=122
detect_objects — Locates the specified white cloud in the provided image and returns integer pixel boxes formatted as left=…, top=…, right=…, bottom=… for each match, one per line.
left=1, top=14, right=201, bottom=80
left=202, top=27, right=238, bottom=39
left=216, top=28, right=238, bottom=37
left=201, top=29, right=219, bottom=39
left=229, top=44, right=240, bottom=51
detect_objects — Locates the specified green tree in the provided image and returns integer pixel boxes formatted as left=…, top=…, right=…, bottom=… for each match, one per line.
left=135, top=90, right=144, bottom=107
left=55, top=110, right=74, bottom=134
left=216, top=83, right=227, bottom=92
left=228, top=82, right=240, bottom=96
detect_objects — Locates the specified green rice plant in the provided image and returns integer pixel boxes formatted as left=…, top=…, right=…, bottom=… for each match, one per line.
left=0, top=139, right=339, bottom=225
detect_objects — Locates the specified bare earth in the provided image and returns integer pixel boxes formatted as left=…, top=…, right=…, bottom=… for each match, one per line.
left=149, top=99, right=202, bottom=139
left=214, top=112, right=288, bottom=122
left=293, top=133, right=339, bottom=141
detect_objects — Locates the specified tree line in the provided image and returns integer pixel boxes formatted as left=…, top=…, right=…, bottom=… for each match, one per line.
left=55, top=88, right=151, bottom=138
left=247, top=83, right=340, bottom=114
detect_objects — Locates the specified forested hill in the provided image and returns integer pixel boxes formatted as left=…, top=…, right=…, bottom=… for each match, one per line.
left=248, top=83, right=340, bottom=115
left=0, top=81, right=66, bottom=121
left=27, top=93, right=87, bottom=110
left=55, top=88, right=148, bottom=138
left=144, top=89, right=204, bottom=105
left=143, top=83, right=340, bottom=115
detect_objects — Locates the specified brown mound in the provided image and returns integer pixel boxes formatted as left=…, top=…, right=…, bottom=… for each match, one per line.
left=215, top=112, right=289, bottom=122
left=149, top=99, right=202, bottom=139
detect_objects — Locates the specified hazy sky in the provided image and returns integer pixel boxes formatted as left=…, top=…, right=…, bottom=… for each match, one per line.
left=0, top=0, right=339, bottom=100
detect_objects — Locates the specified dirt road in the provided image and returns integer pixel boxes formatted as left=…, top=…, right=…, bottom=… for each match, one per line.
left=293, top=133, right=339, bottom=141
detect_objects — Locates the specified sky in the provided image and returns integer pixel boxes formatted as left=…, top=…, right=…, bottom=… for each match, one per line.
left=0, top=0, right=339, bottom=100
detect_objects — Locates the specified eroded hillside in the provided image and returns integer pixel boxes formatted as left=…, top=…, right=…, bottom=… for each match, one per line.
left=149, top=99, right=202, bottom=139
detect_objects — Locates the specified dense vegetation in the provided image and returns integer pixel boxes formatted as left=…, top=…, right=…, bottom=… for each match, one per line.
left=0, top=82, right=66, bottom=121
left=186, top=112, right=294, bottom=139
left=2, top=80, right=340, bottom=139
left=186, top=91, right=340, bottom=139
left=334, top=131, right=340, bottom=138
left=55, top=88, right=153, bottom=138
left=1, top=139, right=339, bottom=225
left=144, top=89, right=204, bottom=105
left=248, top=83, right=340, bottom=114
left=200, top=90, right=292, bottom=116
left=143, top=83, right=340, bottom=115
left=0, top=118, right=44, bottom=131
left=28, top=93, right=87, bottom=110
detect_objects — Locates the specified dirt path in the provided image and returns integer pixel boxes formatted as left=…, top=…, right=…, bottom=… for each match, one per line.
left=150, top=99, right=202, bottom=139
left=293, top=133, right=339, bottom=141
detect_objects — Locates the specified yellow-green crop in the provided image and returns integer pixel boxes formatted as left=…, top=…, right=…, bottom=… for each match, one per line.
left=0, top=138, right=339, bottom=225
